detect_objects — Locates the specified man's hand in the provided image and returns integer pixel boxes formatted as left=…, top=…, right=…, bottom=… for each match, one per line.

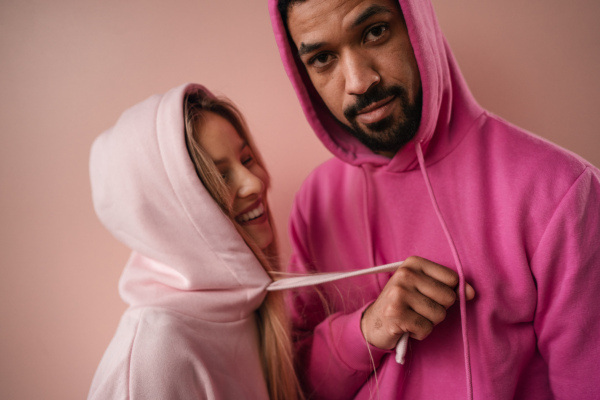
left=361, top=256, right=475, bottom=350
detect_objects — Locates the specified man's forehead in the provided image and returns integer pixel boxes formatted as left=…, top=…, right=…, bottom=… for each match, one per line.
left=287, top=0, right=400, bottom=40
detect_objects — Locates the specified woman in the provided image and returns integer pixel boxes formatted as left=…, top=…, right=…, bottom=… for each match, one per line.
left=88, top=83, right=303, bottom=400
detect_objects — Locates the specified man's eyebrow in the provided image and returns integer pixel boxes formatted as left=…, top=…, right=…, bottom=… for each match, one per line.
left=351, top=5, right=393, bottom=29
left=296, top=5, right=393, bottom=58
left=298, top=41, right=326, bottom=57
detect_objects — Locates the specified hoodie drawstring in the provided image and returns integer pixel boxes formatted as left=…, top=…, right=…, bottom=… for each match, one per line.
left=361, top=165, right=377, bottom=271
left=267, top=261, right=409, bottom=364
left=416, top=141, right=473, bottom=400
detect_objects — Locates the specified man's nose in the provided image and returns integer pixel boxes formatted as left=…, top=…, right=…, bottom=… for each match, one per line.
left=342, top=52, right=380, bottom=95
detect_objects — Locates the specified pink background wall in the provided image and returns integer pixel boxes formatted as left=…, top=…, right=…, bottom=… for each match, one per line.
left=1, top=1, right=598, bottom=399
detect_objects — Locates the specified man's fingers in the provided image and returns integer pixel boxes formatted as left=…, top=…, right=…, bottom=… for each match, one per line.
left=409, top=291, right=447, bottom=326
left=362, top=256, right=476, bottom=349
left=404, top=312, right=434, bottom=341
left=402, top=256, right=476, bottom=303
left=461, top=282, right=476, bottom=301
left=414, top=273, right=457, bottom=309
left=404, top=256, right=459, bottom=288
left=370, top=307, right=434, bottom=344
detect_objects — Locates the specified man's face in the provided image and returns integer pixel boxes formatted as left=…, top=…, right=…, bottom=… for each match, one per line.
left=287, top=0, right=422, bottom=157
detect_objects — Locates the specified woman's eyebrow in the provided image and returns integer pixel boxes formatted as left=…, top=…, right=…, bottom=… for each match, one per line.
left=214, top=158, right=228, bottom=166
left=214, top=143, right=247, bottom=166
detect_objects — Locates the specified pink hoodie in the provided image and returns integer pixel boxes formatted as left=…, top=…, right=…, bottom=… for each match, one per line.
left=88, top=83, right=272, bottom=399
left=269, top=1, right=600, bottom=399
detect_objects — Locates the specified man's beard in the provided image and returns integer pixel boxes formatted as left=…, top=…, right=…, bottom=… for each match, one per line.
left=342, top=85, right=422, bottom=155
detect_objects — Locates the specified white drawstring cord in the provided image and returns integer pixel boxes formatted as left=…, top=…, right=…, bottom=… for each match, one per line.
left=268, top=261, right=410, bottom=364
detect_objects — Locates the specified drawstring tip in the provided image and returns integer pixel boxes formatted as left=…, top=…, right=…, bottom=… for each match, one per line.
left=395, top=332, right=409, bottom=364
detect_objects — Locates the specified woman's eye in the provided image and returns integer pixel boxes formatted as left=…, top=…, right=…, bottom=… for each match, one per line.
left=242, top=155, right=254, bottom=166
left=365, top=24, right=388, bottom=43
left=218, top=169, right=229, bottom=181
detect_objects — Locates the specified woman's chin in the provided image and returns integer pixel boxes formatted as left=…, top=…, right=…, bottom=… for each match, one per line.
left=242, top=219, right=274, bottom=251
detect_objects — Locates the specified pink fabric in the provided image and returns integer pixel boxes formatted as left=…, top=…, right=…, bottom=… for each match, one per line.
left=88, top=83, right=271, bottom=399
left=269, top=0, right=600, bottom=399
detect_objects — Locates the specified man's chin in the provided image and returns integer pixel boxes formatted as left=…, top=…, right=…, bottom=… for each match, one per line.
left=346, top=124, right=417, bottom=154
left=353, top=117, right=399, bottom=143
left=362, top=115, right=398, bottom=134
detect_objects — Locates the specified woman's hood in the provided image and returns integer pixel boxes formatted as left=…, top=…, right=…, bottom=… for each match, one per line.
left=269, top=0, right=482, bottom=172
left=90, top=83, right=270, bottom=322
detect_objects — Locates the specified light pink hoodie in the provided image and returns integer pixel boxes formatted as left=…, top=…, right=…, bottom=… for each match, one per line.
left=269, top=0, right=600, bottom=399
left=88, top=83, right=272, bottom=399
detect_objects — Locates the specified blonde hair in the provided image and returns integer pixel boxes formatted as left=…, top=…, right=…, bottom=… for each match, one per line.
left=183, top=88, right=304, bottom=400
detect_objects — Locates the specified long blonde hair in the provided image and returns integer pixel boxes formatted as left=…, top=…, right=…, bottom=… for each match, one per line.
left=183, top=88, right=304, bottom=400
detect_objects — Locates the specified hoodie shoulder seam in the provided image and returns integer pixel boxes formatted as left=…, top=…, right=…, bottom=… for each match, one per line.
left=529, top=166, right=594, bottom=263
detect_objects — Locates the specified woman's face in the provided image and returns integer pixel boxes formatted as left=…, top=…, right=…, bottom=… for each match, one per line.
left=196, top=112, right=273, bottom=250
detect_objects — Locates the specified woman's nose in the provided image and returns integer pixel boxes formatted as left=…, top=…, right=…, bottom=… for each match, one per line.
left=235, top=167, right=263, bottom=198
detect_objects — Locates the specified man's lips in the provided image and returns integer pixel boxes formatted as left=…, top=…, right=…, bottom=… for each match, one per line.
left=355, top=95, right=396, bottom=125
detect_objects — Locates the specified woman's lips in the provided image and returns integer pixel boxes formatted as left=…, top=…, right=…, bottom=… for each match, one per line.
left=235, top=201, right=266, bottom=224
left=355, top=96, right=396, bottom=125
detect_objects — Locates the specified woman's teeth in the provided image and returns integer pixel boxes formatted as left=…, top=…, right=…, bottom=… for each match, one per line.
left=236, top=203, right=265, bottom=223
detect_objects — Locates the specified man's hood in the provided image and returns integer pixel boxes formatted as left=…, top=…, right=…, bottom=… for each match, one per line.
left=269, top=2, right=484, bottom=397
left=90, top=83, right=270, bottom=322
left=269, top=0, right=483, bottom=172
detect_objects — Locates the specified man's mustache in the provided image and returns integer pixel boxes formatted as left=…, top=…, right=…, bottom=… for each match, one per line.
left=343, top=85, right=408, bottom=121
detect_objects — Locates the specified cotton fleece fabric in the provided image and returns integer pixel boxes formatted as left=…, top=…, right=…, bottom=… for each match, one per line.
left=269, top=0, right=600, bottom=399
left=88, top=83, right=272, bottom=400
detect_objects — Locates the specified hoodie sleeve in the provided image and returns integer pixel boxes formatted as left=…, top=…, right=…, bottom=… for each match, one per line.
left=288, top=195, right=392, bottom=399
left=530, top=166, right=600, bottom=399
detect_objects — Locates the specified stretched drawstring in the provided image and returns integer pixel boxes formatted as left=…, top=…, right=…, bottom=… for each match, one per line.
left=416, top=142, right=473, bottom=400
left=267, top=261, right=402, bottom=291
left=267, top=261, right=410, bottom=364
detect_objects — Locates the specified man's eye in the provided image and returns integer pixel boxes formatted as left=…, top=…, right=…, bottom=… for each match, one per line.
left=309, top=53, right=333, bottom=68
left=364, top=24, right=388, bottom=43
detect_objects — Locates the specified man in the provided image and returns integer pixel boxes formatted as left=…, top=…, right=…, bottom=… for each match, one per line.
left=270, top=0, right=600, bottom=399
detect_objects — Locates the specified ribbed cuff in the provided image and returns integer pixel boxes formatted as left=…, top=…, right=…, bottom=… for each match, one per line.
left=330, top=303, right=394, bottom=371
